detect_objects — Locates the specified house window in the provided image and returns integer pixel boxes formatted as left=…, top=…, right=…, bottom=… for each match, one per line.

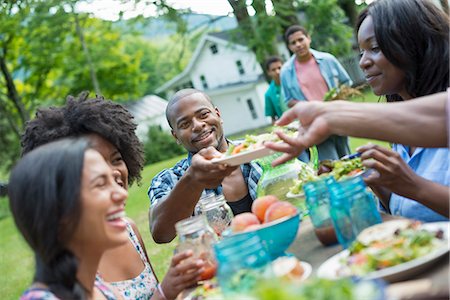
left=200, top=75, right=208, bottom=89
left=236, top=60, right=245, bottom=75
left=182, top=81, right=193, bottom=89
left=246, top=98, right=257, bottom=119
left=210, top=44, right=218, bottom=54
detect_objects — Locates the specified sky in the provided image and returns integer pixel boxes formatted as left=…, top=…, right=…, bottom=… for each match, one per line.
left=76, top=0, right=237, bottom=21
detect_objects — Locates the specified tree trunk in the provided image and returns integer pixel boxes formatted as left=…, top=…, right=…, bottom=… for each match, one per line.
left=0, top=54, right=29, bottom=126
left=337, top=0, right=358, bottom=26
left=228, top=0, right=272, bottom=81
left=73, top=9, right=101, bottom=96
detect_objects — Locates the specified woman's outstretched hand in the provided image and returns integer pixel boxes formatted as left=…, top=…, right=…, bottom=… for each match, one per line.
left=265, top=101, right=331, bottom=166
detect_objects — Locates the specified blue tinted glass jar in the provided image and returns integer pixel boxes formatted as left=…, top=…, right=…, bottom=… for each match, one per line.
left=303, top=177, right=337, bottom=246
left=327, top=176, right=382, bottom=248
left=214, top=232, right=272, bottom=295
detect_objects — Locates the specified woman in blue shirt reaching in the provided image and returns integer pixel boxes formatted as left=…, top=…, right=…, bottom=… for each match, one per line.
left=352, top=0, right=449, bottom=222
left=269, top=0, right=449, bottom=222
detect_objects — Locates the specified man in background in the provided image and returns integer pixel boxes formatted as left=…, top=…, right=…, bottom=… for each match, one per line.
left=280, top=25, right=352, bottom=161
left=264, top=56, right=287, bottom=124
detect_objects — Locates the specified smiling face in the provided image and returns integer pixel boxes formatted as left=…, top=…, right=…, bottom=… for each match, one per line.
left=88, top=134, right=129, bottom=190
left=168, top=92, right=226, bottom=153
left=358, top=16, right=408, bottom=99
left=69, top=149, right=129, bottom=252
left=287, top=31, right=312, bottom=62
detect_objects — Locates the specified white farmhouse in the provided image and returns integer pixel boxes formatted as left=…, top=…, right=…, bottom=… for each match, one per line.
left=156, top=31, right=291, bottom=136
left=126, top=94, right=171, bottom=141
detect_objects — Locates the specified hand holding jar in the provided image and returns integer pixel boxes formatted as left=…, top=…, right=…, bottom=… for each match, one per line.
left=175, top=215, right=219, bottom=281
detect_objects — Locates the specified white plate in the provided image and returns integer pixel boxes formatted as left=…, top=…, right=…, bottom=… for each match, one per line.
left=300, top=261, right=313, bottom=281
left=272, top=257, right=312, bottom=282
left=317, top=222, right=449, bottom=283
left=211, top=146, right=274, bottom=166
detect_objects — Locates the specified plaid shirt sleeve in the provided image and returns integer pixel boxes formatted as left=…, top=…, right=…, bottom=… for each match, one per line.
left=242, top=161, right=263, bottom=200
left=147, top=158, right=189, bottom=207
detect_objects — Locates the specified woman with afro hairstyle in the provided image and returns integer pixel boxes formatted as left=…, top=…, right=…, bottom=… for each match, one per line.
left=21, top=92, right=205, bottom=300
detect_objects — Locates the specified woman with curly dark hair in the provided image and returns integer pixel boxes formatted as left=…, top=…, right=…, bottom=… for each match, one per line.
left=21, top=93, right=204, bottom=300
left=355, top=0, right=449, bottom=222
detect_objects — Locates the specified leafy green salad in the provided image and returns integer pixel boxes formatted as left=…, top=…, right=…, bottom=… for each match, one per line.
left=340, top=222, right=446, bottom=276
left=225, top=127, right=296, bottom=156
left=288, top=157, right=364, bottom=195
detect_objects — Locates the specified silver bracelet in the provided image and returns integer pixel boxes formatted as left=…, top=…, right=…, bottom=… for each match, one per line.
left=157, top=283, right=168, bottom=300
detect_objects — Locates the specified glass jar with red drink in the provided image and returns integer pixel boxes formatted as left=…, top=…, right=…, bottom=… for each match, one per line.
left=175, top=215, right=219, bottom=281
left=303, top=177, right=338, bottom=246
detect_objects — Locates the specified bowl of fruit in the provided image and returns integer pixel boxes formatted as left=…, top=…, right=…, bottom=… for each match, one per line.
left=228, top=196, right=301, bottom=260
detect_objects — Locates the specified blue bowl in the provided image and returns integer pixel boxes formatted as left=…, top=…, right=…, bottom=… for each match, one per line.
left=231, top=213, right=301, bottom=261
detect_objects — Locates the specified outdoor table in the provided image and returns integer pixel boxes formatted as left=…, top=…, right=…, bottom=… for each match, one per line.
left=288, top=216, right=450, bottom=300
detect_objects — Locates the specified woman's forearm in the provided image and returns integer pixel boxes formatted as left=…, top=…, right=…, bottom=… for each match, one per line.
left=325, top=92, right=447, bottom=147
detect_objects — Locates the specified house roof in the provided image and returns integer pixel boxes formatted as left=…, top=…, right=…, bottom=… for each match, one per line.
left=126, top=94, right=167, bottom=121
left=155, top=31, right=249, bottom=94
left=208, top=29, right=247, bottom=46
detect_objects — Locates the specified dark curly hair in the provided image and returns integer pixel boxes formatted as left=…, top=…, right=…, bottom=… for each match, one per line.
left=21, top=92, right=144, bottom=185
left=356, top=0, right=449, bottom=102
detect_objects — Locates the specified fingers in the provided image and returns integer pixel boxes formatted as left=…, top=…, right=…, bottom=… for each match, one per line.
left=198, top=146, right=223, bottom=159
left=274, top=107, right=298, bottom=126
left=271, top=153, right=297, bottom=166
left=170, top=250, right=194, bottom=267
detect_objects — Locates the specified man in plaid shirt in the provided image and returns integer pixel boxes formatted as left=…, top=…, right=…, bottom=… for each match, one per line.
left=148, top=89, right=262, bottom=243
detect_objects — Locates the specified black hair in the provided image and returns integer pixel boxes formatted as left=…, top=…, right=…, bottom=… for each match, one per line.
left=21, top=92, right=144, bottom=185
left=9, top=138, right=90, bottom=299
left=264, top=56, right=283, bottom=71
left=284, top=25, right=309, bottom=44
left=165, top=88, right=214, bottom=128
left=356, top=0, right=449, bottom=102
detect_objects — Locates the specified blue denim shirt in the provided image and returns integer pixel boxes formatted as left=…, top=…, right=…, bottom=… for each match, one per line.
left=280, top=49, right=352, bottom=103
left=389, top=144, right=449, bottom=222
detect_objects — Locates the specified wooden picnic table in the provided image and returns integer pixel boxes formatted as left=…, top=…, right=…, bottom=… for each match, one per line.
left=288, top=216, right=450, bottom=300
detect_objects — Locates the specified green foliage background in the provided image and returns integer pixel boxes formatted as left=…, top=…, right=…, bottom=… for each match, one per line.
left=143, top=126, right=186, bottom=164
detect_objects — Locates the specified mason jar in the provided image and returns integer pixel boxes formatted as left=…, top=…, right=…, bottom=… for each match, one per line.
left=199, top=194, right=234, bottom=237
left=303, top=177, right=338, bottom=246
left=175, top=215, right=218, bottom=281
left=327, top=175, right=382, bottom=249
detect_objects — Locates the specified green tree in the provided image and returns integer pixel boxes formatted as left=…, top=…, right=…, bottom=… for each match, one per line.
left=298, top=0, right=353, bottom=57
left=143, top=126, right=185, bottom=164
left=0, top=0, right=174, bottom=170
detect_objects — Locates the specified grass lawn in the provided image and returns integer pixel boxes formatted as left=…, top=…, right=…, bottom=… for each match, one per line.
left=0, top=90, right=388, bottom=298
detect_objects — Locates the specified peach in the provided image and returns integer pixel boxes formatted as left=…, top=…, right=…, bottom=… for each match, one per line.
left=231, top=212, right=260, bottom=232
left=243, top=224, right=262, bottom=232
left=251, top=195, right=279, bottom=222
left=264, top=201, right=298, bottom=223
